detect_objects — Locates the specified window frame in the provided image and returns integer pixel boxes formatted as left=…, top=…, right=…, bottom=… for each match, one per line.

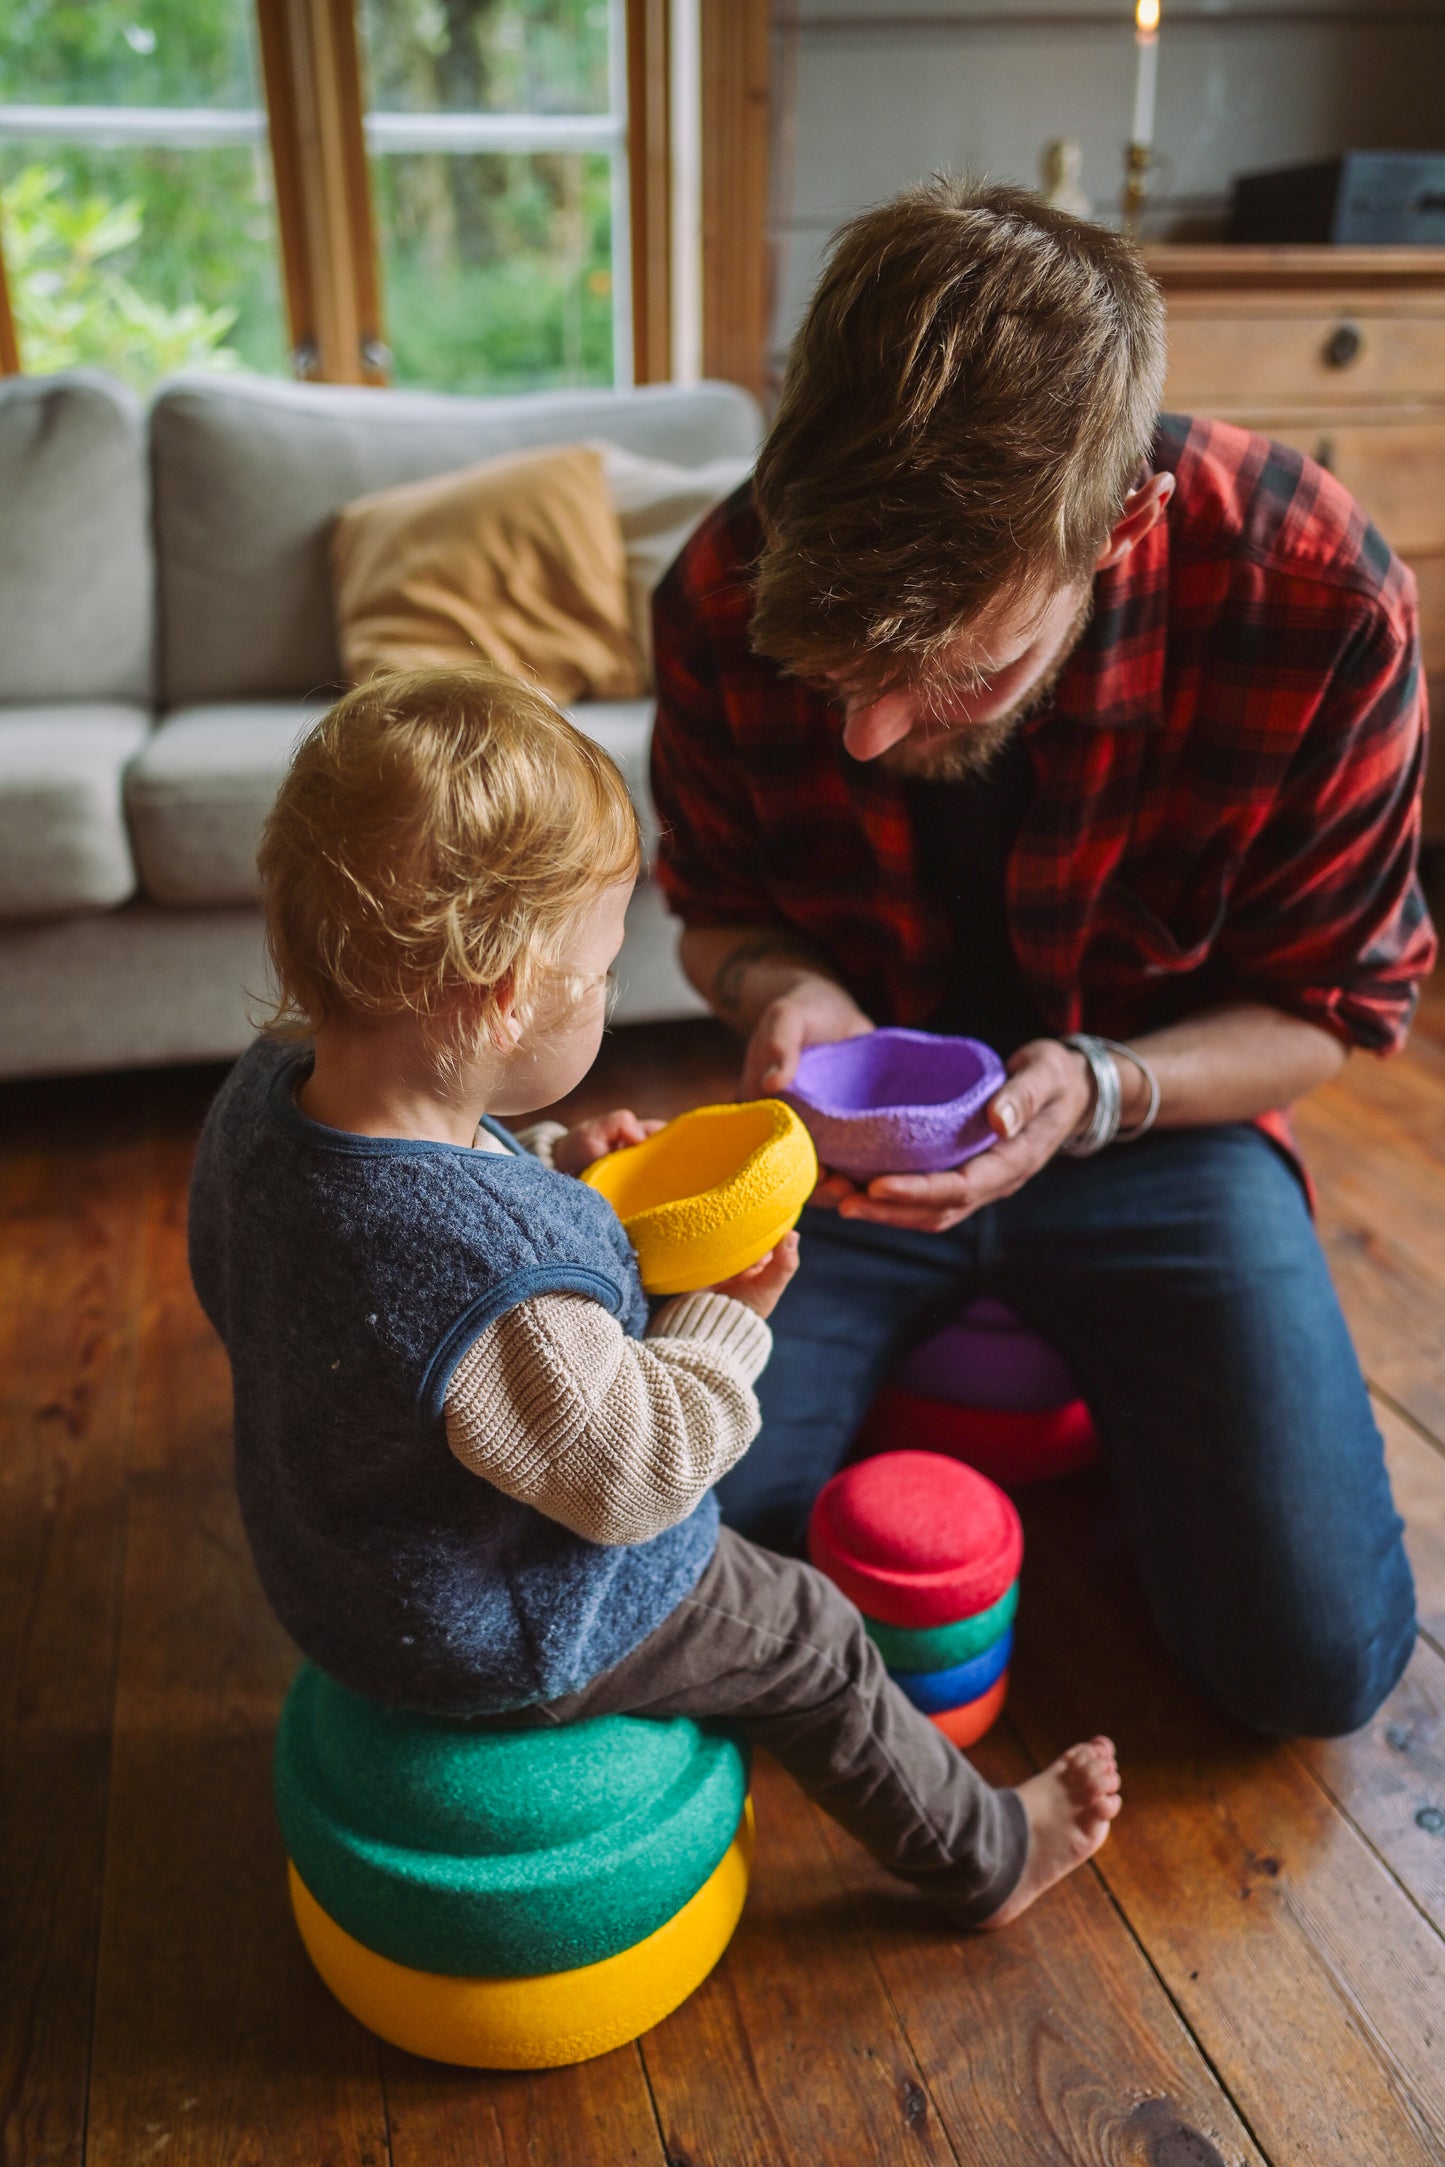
left=0, top=0, right=769, bottom=395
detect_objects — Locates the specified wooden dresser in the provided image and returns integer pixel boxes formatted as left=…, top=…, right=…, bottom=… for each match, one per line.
left=1144, top=245, right=1445, bottom=841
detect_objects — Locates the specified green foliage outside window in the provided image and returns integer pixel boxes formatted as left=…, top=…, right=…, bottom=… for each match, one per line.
left=363, top=0, right=617, bottom=392
left=0, top=161, right=244, bottom=383
left=0, top=0, right=285, bottom=384
left=0, top=0, right=619, bottom=393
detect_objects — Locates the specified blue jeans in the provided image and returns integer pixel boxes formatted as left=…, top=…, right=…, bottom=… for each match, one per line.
left=716, top=1124, right=1416, bottom=1739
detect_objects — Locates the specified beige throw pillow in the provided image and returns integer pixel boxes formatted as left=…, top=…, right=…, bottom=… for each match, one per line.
left=331, top=442, right=646, bottom=702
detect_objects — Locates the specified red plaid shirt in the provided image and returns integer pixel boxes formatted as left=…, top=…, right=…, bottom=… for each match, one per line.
left=651, top=415, right=1435, bottom=1076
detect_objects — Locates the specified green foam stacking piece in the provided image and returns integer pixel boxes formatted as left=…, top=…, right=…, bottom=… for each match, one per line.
left=274, top=1664, right=749, bottom=1979
left=864, top=1580, right=1019, bottom=1674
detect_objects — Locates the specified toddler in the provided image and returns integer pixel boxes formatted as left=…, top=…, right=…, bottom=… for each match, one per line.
left=189, top=664, right=1118, bottom=1929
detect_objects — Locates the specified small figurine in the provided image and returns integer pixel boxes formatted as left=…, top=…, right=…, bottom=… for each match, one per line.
left=1040, top=136, right=1090, bottom=218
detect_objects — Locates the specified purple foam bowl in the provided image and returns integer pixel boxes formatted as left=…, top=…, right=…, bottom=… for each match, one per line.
left=783, top=1028, right=1006, bottom=1179
left=894, top=1298, right=1080, bottom=1411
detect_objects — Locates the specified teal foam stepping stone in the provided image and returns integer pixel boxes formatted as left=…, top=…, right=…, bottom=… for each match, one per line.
left=274, top=1664, right=749, bottom=1978
left=865, top=1581, right=1019, bottom=1674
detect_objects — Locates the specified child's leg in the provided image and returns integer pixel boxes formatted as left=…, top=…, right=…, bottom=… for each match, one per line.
left=527, top=1529, right=1117, bottom=1926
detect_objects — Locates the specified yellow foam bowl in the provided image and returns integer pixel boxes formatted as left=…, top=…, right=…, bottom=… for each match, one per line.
left=288, top=1801, right=754, bottom=2068
left=582, top=1100, right=818, bottom=1296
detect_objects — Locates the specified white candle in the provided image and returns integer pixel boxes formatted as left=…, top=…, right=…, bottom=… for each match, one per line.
left=1131, top=0, right=1159, bottom=149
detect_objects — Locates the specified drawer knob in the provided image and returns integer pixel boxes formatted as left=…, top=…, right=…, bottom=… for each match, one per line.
left=1323, top=322, right=1363, bottom=369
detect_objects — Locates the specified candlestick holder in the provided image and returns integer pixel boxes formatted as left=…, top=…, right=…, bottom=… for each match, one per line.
left=1121, top=141, right=1154, bottom=230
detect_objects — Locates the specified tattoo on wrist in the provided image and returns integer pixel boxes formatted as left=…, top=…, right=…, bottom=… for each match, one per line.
left=712, top=932, right=819, bottom=1021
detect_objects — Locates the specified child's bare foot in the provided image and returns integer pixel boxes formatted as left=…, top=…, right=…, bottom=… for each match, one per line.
left=981, top=1737, right=1121, bottom=1928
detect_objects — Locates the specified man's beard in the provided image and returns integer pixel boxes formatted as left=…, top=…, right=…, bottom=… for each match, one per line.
left=878, top=592, right=1093, bottom=783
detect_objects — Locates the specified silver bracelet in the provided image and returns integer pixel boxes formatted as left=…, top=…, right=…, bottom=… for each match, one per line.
left=1101, top=1038, right=1162, bottom=1141
left=1059, top=1034, right=1121, bottom=1156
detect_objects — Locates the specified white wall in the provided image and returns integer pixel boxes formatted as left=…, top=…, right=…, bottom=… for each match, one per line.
left=767, top=0, right=1445, bottom=390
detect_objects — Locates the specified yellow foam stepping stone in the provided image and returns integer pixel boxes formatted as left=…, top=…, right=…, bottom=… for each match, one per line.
left=288, top=1802, right=754, bottom=2068
left=582, top=1101, right=818, bottom=1295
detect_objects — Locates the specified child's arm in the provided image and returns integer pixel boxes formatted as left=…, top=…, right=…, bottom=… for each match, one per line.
left=443, top=1243, right=796, bottom=1546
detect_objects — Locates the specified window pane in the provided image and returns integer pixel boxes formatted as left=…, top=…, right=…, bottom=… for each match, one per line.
left=361, top=0, right=624, bottom=393
left=374, top=147, right=615, bottom=393
left=0, top=0, right=286, bottom=386
left=0, top=0, right=258, bottom=109
left=361, top=0, right=611, bottom=116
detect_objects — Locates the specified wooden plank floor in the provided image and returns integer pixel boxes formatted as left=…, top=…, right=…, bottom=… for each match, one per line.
left=4, top=987, right=1445, bottom=2167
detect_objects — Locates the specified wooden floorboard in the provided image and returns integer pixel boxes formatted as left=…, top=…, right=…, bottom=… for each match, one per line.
left=816, top=1725, right=1268, bottom=2167
left=640, top=1754, right=959, bottom=2167
left=1008, top=1478, right=1445, bottom=2167
left=0, top=1092, right=151, bottom=2167
left=5, top=989, right=1445, bottom=2165
left=83, top=1102, right=392, bottom=2167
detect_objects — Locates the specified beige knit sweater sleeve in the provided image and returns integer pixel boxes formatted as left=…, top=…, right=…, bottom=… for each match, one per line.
left=443, top=1290, right=771, bottom=1546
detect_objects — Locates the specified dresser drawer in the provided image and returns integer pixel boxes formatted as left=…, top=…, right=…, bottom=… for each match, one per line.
left=1414, top=557, right=1445, bottom=679
left=1163, top=309, right=1445, bottom=409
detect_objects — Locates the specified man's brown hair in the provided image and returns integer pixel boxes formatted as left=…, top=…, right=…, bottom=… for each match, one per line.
left=751, top=176, right=1167, bottom=701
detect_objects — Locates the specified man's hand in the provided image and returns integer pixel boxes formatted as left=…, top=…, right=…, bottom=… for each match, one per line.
left=815, top=1038, right=1092, bottom=1232
left=552, top=1109, right=665, bottom=1177
left=678, top=927, right=876, bottom=1098
left=742, top=976, right=876, bottom=1097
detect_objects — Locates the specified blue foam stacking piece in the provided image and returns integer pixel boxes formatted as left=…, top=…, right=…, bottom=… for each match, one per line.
left=890, top=1625, right=1014, bottom=1715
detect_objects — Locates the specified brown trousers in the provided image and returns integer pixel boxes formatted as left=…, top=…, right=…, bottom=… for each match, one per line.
left=524, top=1528, right=1027, bottom=1926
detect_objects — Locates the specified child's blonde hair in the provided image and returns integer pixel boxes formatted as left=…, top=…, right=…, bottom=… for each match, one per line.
left=257, top=664, right=641, bottom=1062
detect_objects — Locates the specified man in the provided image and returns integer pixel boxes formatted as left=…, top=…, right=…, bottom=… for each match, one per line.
left=649, top=178, right=1436, bottom=1740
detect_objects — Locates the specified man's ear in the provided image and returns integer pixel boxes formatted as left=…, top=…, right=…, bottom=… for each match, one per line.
left=1095, top=471, right=1175, bottom=570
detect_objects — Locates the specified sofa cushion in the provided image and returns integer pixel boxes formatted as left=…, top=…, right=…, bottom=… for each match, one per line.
left=0, top=373, right=153, bottom=704
left=0, top=706, right=151, bottom=919
left=151, top=373, right=762, bottom=706
left=125, top=701, right=324, bottom=907
left=126, top=697, right=659, bottom=908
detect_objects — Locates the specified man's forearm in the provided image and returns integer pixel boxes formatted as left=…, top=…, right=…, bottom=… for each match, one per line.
left=679, top=925, right=841, bottom=1032
left=1117, top=1002, right=1347, bottom=1129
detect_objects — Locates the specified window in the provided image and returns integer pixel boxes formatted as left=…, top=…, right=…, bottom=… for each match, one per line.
left=359, top=0, right=629, bottom=393
left=0, top=0, right=288, bottom=385
left=0, top=0, right=769, bottom=397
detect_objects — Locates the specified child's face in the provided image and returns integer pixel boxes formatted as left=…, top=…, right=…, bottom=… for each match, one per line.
left=487, top=876, right=635, bottom=1117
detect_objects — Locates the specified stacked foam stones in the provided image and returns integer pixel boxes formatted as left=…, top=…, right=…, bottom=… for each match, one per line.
left=807, top=1451, right=1022, bottom=1747
left=860, top=1298, right=1099, bottom=1488
left=274, top=1663, right=753, bottom=2068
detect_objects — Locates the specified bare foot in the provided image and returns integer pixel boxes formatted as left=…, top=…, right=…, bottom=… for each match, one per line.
left=981, top=1737, right=1121, bottom=1928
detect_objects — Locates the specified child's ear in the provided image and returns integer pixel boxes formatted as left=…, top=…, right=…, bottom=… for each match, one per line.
left=491, top=977, right=526, bottom=1052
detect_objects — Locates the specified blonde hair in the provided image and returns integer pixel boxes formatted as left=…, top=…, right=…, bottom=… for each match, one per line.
left=752, top=175, right=1167, bottom=702
left=257, top=665, right=641, bottom=1062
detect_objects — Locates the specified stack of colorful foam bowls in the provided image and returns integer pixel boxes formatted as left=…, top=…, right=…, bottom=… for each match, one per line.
left=858, top=1297, right=1100, bottom=1487
left=807, top=1451, right=1022, bottom=1748
left=274, top=1664, right=753, bottom=2067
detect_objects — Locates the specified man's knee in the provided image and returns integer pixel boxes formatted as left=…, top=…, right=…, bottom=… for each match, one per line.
left=1203, top=1604, right=1416, bottom=1740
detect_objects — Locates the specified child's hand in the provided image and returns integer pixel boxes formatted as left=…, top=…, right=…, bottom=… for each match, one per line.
left=553, top=1109, right=665, bottom=1177
left=708, top=1232, right=800, bottom=1319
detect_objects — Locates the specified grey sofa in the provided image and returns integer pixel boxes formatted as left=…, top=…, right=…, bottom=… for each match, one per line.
left=0, top=368, right=762, bottom=1081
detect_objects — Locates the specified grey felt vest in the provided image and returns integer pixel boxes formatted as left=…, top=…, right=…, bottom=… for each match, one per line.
left=188, top=1036, right=718, bottom=1716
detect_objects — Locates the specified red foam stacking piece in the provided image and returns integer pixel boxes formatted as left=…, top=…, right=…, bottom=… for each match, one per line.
left=807, top=1450, right=1023, bottom=1629
left=857, top=1387, right=1100, bottom=1489
left=929, top=1673, right=1008, bottom=1748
